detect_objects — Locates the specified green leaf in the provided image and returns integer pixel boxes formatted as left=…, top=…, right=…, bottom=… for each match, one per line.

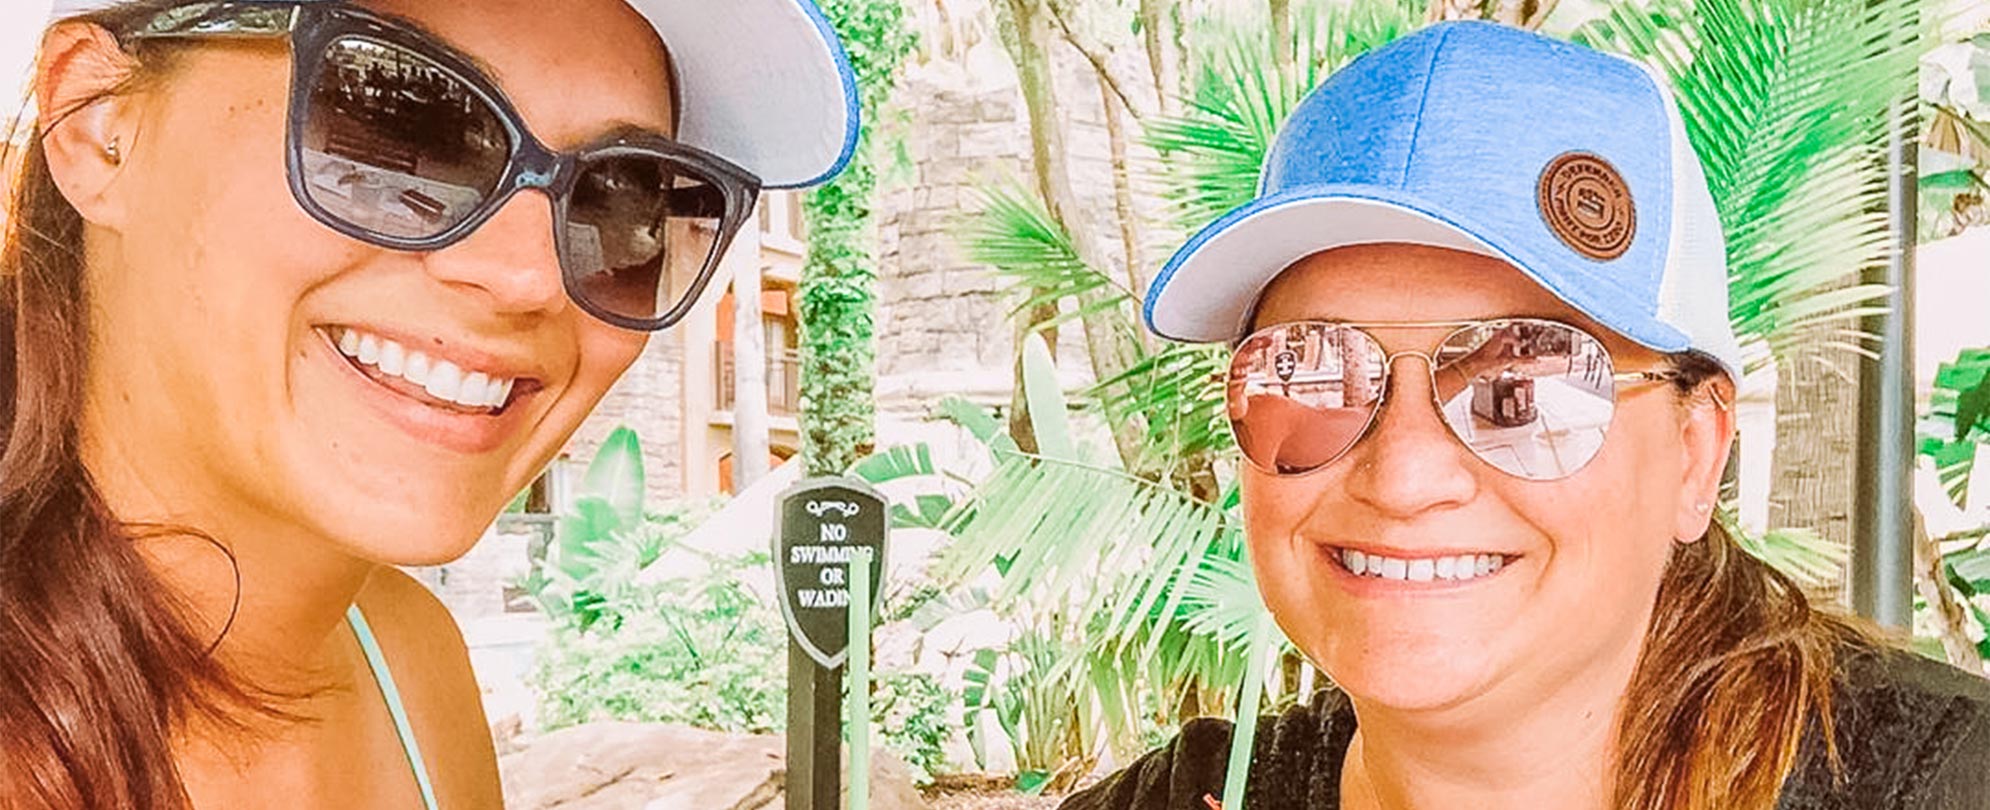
left=1922, top=168, right=1988, bottom=192
left=582, top=426, right=646, bottom=527
left=1948, top=546, right=1990, bottom=591
left=850, top=443, right=937, bottom=485
left=555, top=497, right=624, bottom=579
left=1956, top=368, right=1990, bottom=443
left=939, top=397, right=1016, bottom=452
left=1021, top=333, right=1079, bottom=463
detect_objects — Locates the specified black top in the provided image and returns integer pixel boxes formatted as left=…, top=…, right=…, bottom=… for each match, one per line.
left=1059, top=645, right=1990, bottom=809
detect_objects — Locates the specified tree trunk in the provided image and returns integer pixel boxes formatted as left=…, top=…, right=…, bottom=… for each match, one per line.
left=1138, top=0, right=1183, bottom=117
left=1769, top=354, right=1861, bottom=603
left=1267, top=0, right=1296, bottom=86
left=994, top=0, right=1148, bottom=470
left=1101, top=79, right=1150, bottom=346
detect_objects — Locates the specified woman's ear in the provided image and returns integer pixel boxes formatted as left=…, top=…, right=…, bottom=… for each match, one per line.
left=1673, top=376, right=1738, bottom=543
left=36, top=21, right=143, bottom=226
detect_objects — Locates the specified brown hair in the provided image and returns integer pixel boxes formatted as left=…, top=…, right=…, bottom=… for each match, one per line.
left=1, top=3, right=289, bottom=807
left=1613, top=352, right=1871, bottom=810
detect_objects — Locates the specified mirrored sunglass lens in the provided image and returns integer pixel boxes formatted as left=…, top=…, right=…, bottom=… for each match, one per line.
left=297, top=37, right=511, bottom=241
left=1433, top=321, right=1617, bottom=480
left=564, top=154, right=725, bottom=324
left=1228, top=324, right=1386, bottom=474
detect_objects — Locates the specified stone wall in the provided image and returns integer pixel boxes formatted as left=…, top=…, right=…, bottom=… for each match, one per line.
left=564, top=329, right=688, bottom=503
left=874, top=0, right=1180, bottom=419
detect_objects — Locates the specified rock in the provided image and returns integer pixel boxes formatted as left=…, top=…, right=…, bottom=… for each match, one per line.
left=501, top=722, right=932, bottom=810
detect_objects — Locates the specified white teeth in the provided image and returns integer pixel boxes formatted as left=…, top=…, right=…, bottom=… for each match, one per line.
left=1338, top=549, right=1509, bottom=582
left=403, top=351, right=432, bottom=387
left=462, top=372, right=491, bottom=407
left=330, top=327, right=518, bottom=412
left=379, top=340, right=406, bottom=376
left=425, top=360, right=464, bottom=402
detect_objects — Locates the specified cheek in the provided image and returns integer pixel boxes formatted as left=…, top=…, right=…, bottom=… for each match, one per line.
left=568, top=323, right=649, bottom=407
left=124, top=79, right=359, bottom=322
left=1505, top=416, right=1681, bottom=604
left=1239, top=469, right=1336, bottom=614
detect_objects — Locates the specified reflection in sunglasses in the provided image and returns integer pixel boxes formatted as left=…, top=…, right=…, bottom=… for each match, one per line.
left=1230, top=320, right=1627, bottom=480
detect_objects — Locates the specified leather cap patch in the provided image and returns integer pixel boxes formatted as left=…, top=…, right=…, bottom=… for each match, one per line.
left=1538, top=152, right=1635, bottom=260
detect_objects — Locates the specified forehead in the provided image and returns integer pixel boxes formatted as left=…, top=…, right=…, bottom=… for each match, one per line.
left=1250, top=244, right=1655, bottom=358
left=1253, top=244, right=1572, bottom=322
left=357, top=0, right=675, bottom=148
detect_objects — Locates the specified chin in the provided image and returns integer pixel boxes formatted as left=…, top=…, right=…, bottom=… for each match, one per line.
left=1312, top=629, right=1504, bottom=712
left=293, top=485, right=500, bottom=567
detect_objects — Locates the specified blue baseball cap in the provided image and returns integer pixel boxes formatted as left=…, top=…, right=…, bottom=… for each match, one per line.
left=49, top=0, right=862, bottom=189
left=1144, top=21, right=1744, bottom=382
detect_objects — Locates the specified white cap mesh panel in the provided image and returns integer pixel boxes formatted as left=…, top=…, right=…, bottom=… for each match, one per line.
left=1638, top=59, right=1747, bottom=385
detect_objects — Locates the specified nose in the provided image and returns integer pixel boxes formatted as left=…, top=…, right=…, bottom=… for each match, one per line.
left=422, top=191, right=571, bottom=317
left=1338, top=353, right=1481, bottom=518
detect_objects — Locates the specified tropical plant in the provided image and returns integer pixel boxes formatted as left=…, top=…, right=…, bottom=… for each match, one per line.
left=870, top=672, right=959, bottom=786
left=962, top=625, right=1096, bottom=793
left=798, top=0, right=916, bottom=476
left=532, top=550, right=789, bottom=733
left=1911, top=348, right=1990, bottom=666
left=1576, top=0, right=1916, bottom=372
left=517, top=425, right=722, bottom=632
left=855, top=333, right=1261, bottom=770
left=1921, top=33, right=1990, bottom=238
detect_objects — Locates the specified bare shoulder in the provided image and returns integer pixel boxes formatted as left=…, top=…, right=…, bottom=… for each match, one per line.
left=355, top=567, right=505, bottom=809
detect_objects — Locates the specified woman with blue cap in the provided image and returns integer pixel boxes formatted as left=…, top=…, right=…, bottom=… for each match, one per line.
left=1063, top=21, right=1990, bottom=810
left=1, top=0, right=857, bottom=806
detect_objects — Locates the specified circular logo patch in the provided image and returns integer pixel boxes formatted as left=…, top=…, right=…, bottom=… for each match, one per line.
left=1537, top=152, right=1635, bottom=260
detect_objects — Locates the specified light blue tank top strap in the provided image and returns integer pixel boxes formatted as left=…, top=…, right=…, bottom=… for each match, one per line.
left=346, top=604, right=441, bottom=810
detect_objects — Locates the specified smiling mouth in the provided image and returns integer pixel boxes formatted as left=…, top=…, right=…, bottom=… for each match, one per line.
left=319, top=326, right=541, bottom=416
left=1332, top=548, right=1516, bottom=582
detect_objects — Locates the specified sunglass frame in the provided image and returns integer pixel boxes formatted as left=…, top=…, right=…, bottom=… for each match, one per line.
left=124, top=1, right=763, bottom=332
left=1227, top=318, right=1680, bottom=480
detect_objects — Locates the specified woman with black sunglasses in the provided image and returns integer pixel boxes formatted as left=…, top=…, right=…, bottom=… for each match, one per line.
left=2, top=0, right=857, bottom=807
left=1064, top=21, right=1990, bottom=810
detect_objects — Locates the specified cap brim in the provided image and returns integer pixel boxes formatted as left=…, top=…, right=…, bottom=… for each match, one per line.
left=47, top=0, right=863, bottom=189
left=631, top=0, right=860, bottom=189
left=1144, top=185, right=1693, bottom=355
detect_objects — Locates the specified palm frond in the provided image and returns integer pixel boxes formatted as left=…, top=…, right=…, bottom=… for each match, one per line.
left=1918, top=347, right=1990, bottom=507
left=1146, top=0, right=1419, bottom=232
left=1089, top=343, right=1236, bottom=471
left=958, top=181, right=1132, bottom=333
left=1585, top=0, right=1917, bottom=372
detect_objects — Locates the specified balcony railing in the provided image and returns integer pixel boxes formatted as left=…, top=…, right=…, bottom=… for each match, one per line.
left=716, top=346, right=801, bottom=415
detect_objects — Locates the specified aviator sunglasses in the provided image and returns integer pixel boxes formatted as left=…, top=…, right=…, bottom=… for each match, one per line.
left=122, top=2, right=761, bottom=331
left=1227, top=319, right=1715, bottom=481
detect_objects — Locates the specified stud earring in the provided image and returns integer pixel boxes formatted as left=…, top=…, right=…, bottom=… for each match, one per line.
left=1694, top=502, right=1711, bottom=514
left=103, top=136, right=122, bottom=165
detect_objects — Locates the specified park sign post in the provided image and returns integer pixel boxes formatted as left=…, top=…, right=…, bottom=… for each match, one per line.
left=776, top=476, right=888, bottom=810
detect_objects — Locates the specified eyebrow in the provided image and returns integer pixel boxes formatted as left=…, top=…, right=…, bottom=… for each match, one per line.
left=351, top=7, right=504, bottom=78
left=385, top=12, right=678, bottom=142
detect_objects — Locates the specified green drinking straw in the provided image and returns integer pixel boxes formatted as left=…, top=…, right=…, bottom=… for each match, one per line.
left=848, top=547, right=875, bottom=810
left=1220, top=612, right=1276, bottom=810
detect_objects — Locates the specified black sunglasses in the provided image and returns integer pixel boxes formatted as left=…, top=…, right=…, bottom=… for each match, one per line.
left=123, top=2, right=762, bottom=331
